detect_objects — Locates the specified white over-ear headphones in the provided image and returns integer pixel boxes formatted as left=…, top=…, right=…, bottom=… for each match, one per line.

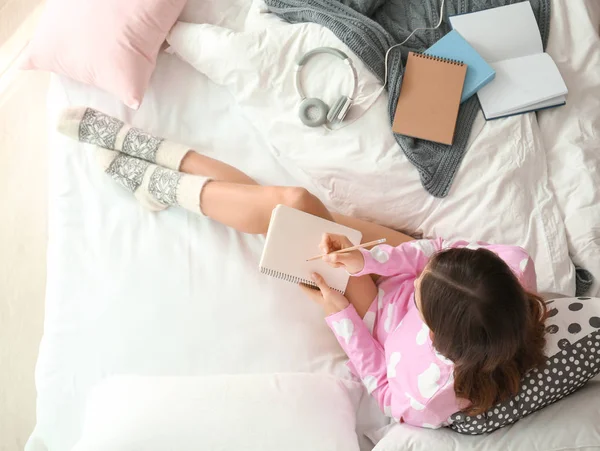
left=295, top=47, right=358, bottom=127
left=293, top=0, right=446, bottom=130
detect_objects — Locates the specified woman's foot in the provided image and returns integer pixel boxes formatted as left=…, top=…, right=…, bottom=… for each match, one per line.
left=93, top=147, right=210, bottom=214
left=57, top=107, right=191, bottom=171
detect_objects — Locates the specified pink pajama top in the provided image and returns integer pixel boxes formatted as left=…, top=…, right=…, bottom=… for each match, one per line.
left=325, top=238, right=537, bottom=429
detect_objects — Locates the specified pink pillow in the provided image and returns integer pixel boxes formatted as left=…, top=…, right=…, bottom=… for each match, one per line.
left=20, top=0, right=187, bottom=109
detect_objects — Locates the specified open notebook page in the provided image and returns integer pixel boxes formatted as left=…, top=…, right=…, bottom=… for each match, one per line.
left=478, top=53, right=568, bottom=118
left=449, top=2, right=543, bottom=62
left=259, top=205, right=362, bottom=293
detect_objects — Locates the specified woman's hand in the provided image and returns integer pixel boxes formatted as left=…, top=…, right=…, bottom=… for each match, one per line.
left=319, top=233, right=365, bottom=274
left=300, top=273, right=350, bottom=316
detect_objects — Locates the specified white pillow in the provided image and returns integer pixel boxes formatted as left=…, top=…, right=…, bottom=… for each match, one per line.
left=166, top=0, right=575, bottom=295
left=72, top=374, right=362, bottom=451
left=169, top=2, right=384, bottom=128
left=179, top=0, right=251, bottom=30
left=369, top=379, right=600, bottom=451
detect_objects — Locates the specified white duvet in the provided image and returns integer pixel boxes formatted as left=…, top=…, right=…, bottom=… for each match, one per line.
left=28, top=0, right=600, bottom=450
left=538, top=0, right=600, bottom=296
left=167, top=0, right=583, bottom=296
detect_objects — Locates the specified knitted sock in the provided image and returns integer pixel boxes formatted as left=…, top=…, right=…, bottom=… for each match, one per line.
left=93, top=147, right=210, bottom=214
left=57, top=107, right=190, bottom=170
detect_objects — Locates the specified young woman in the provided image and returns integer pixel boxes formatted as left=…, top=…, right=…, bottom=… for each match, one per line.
left=58, top=107, right=548, bottom=428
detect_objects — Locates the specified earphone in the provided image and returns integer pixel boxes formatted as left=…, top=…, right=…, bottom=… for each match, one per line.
left=295, top=47, right=358, bottom=127
left=295, top=0, right=446, bottom=130
left=381, top=0, right=447, bottom=90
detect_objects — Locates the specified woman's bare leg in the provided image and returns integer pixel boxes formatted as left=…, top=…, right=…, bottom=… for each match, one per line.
left=332, top=214, right=414, bottom=247
left=180, top=151, right=415, bottom=245
left=199, top=182, right=331, bottom=234
left=198, top=181, right=378, bottom=316
left=181, top=150, right=332, bottom=233
left=178, top=151, right=411, bottom=316
left=180, top=151, right=258, bottom=186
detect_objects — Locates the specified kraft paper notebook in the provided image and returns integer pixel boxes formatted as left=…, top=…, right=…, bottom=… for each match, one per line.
left=259, top=205, right=362, bottom=293
left=392, top=52, right=467, bottom=145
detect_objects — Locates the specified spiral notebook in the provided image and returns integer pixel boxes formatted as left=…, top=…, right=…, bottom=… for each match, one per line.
left=259, top=205, right=362, bottom=293
left=392, top=52, right=467, bottom=145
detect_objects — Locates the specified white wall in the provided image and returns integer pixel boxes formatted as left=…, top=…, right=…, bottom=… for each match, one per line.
left=0, top=1, right=48, bottom=450
left=0, top=0, right=39, bottom=46
left=0, top=69, right=48, bottom=451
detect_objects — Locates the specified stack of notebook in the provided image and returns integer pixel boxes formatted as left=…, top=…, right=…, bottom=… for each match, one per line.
left=424, top=30, right=495, bottom=104
left=450, top=2, right=567, bottom=120
left=393, top=2, right=568, bottom=144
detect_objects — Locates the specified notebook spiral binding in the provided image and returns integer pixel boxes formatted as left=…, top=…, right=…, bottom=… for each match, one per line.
left=414, top=53, right=464, bottom=66
left=260, top=267, right=344, bottom=293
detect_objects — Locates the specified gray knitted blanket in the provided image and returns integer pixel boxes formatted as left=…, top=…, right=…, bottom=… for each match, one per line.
left=263, top=0, right=551, bottom=197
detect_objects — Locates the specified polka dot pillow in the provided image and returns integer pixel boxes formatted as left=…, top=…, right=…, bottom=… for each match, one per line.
left=448, top=297, right=600, bottom=434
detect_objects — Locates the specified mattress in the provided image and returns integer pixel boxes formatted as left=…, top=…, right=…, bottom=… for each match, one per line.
left=28, top=0, right=600, bottom=450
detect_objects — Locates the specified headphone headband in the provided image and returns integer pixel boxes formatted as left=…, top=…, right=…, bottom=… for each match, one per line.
left=297, top=47, right=350, bottom=66
left=295, top=47, right=358, bottom=101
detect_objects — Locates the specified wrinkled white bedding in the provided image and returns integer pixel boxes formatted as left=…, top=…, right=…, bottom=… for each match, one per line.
left=539, top=0, right=600, bottom=297
left=28, top=0, right=599, bottom=450
left=167, top=0, right=578, bottom=296
left=370, top=376, right=600, bottom=451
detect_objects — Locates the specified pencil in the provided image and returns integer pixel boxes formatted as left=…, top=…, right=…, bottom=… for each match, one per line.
left=306, top=238, right=387, bottom=262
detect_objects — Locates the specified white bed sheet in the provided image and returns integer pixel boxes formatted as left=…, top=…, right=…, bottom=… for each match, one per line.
left=28, top=1, right=599, bottom=450
left=29, top=55, right=379, bottom=451
left=165, top=0, right=576, bottom=296
left=539, top=0, right=600, bottom=296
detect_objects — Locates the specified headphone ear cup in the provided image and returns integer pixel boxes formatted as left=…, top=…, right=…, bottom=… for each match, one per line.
left=327, top=96, right=351, bottom=124
left=298, top=98, right=329, bottom=127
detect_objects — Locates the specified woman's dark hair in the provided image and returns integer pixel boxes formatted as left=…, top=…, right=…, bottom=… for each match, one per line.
left=419, top=247, right=548, bottom=416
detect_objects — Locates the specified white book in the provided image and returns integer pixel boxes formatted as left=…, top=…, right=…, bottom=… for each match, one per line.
left=450, top=2, right=567, bottom=119
left=259, top=205, right=362, bottom=293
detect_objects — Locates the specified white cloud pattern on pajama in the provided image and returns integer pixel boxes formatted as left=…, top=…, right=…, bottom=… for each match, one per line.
left=416, top=322, right=429, bottom=345
left=332, top=319, right=354, bottom=345
left=384, top=404, right=393, bottom=417
left=384, top=303, right=396, bottom=333
left=435, top=349, right=453, bottom=365
left=393, top=319, right=404, bottom=333
left=520, top=257, right=529, bottom=272
left=370, top=246, right=390, bottom=263
left=418, top=363, right=441, bottom=399
left=405, top=392, right=426, bottom=410
left=410, top=240, right=437, bottom=257
left=387, top=352, right=402, bottom=378
left=377, top=288, right=385, bottom=310
left=362, top=375, right=378, bottom=394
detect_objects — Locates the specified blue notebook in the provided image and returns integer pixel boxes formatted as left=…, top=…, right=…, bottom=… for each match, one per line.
left=425, top=30, right=495, bottom=103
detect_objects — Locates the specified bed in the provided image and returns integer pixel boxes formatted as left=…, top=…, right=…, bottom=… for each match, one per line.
left=28, top=0, right=600, bottom=450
